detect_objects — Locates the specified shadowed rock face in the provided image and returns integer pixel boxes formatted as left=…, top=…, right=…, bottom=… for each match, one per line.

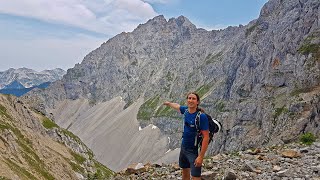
left=25, top=0, right=320, bottom=172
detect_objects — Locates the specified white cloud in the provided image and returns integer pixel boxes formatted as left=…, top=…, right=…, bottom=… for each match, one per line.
left=0, top=0, right=158, bottom=35
left=0, top=33, right=105, bottom=71
left=143, top=0, right=173, bottom=4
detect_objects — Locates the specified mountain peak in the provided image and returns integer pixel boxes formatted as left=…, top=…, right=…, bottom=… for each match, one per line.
left=168, top=15, right=196, bottom=29
left=150, top=15, right=167, bottom=23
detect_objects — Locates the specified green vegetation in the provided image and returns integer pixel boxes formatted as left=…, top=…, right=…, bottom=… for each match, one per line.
left=298, top=31, right=320, bottom=62
left=91, top=160, right=114, bottom=179
left=137, top=95, right=160, bottom=120
left=22, top=153, right=54, bottom=180
left=229, top=151, right=240, bottom=157
left=300, top=132, right=316, bottom=145
left=0, top=121, right=9, bottom=131
left=290, top=87, right=313, bottom=97
left=205, top=52, right=223, bottom=65
left=298, top=43, right=320, bottom=55
left=273, top=105, right=288, bottom=119
left=215, top=101, right=226, bottom=112
left=69, top=161, right=85, bottom=173
left=196, top=84, right=211, bottom=98
left=42, top=116, right=59, bottom=129
left=9, top=121, right=55, bottom=179
left=1, top=119, right=54, bottom=179
left=0, top=176, right=11, bottom=180
left=0, top=104, right=6, bottom=114
left=61, top=129, right=82, bottom=144
left=70, top=151, right=86, bottom=164
left=155, top=105, right=175, bottom=117
left=245, top=23, right=258, bottom=37
left=4, top=158, right=37, bottom=180
left=0, top=104, right=11, bottom=119
left=165, top=72, right=174, bottom=81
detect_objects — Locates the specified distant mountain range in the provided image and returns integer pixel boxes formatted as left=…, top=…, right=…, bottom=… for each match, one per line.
left=0, top=68, right=66, bottom=89
left=0, top=80, right=51, bottom=97
left=0, top=68, right=66, bottom=97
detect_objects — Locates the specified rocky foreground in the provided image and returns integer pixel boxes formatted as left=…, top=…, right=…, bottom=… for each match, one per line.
left=112, top=141, right=320, bottom=180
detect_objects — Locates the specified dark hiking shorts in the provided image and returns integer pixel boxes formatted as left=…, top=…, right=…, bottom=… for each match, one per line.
left=179, top=145, right=201, bottom=177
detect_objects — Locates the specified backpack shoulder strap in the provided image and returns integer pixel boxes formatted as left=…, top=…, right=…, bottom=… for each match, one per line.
left=195, top=111, right=202, bottom=132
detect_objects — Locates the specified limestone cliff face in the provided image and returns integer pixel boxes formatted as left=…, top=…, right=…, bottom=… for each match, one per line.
left=0, top=94, right=113, bottom=179
left=26, top=0, right=320, bottom=171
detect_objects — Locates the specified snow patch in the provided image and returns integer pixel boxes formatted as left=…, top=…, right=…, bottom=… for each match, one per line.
left=165, top=149, right=172, bottom=154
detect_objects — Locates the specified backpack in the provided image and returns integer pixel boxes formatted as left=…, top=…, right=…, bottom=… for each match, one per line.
left=195, top=111, right=222, bottom=148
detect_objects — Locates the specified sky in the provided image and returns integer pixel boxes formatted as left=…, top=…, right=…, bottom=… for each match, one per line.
left=0, top=0, right=268, bottom=72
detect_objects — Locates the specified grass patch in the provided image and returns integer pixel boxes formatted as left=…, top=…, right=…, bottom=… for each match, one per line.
left=0, top=104, right=6, bottom=114
left=196, top=84, right=211, bottom=98
left=0, top=176, right=11, bottom=180
left=155, top=105, right=178, bottom=118
left=42, top=116, right=59, bottom=129
left=70, top=151, right=86, bottom=164
left=22, top=153, right=54, bottom=180
left=273, top=106, right=288, bottom=119
left=61, top=129, right=82, bottom=144
left=205, top=52, right=223, bottom=65
left=245, top=23, right=258, bottom=36
left=300, top=132, right=316, bottom=145
left=215, top=101, right=227, bottom=112
left=298, top=43, right=320, bottom=55
left=228, top=151, right=240, bottom=157
left=137, top=95, right=160, bottom=120
left=0, top=104, right=12, bottom=119
left=91, top=160, right=114, bottom=179
left=13, top=128, right=54, bottom=180
left=165, top=72, right=174, bottom=81
left=290, top=87, right=313, bottom=97
left=4, top=158, right=37, bottom=180
left=0, top=122, right=9, bottom=131
left=69, top=161, right=85, bottom=173
left=298, top=31, right=320, bottom=62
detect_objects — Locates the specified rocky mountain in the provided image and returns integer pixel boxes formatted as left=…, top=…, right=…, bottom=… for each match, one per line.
left=0, top=68, right=66, bottom=89
left=0, top=94, right=113, bottom=179
left=25, top=0, right=320, bottom=172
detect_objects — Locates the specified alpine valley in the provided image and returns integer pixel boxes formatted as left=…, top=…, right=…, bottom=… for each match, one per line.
left=13, top=0, right=320, bottom=175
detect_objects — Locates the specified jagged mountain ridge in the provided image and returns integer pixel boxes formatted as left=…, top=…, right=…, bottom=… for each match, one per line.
left=0, top=68, right=66, bottom=89
left=26, top=0, right=320, bottom=172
